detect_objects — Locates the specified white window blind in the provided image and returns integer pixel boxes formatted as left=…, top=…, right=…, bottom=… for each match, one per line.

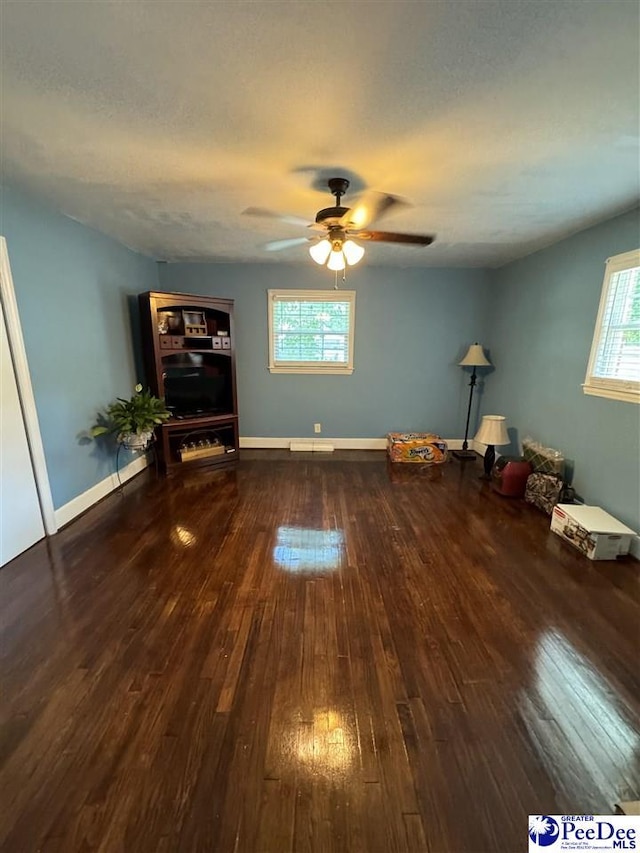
left=268, top=290, right=355, bottom=374
left=584, top=249, right=640, bottom=403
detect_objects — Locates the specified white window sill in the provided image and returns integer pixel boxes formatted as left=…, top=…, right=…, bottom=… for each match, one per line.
left=582, top=384, right=640, bottom=404
left=269, top=366, right=354, bottom=375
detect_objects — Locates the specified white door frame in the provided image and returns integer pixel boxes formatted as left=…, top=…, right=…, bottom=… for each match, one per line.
left=0, top=236, right=57, bottom=535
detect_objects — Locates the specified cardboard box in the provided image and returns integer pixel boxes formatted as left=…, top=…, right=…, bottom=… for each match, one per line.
left=387, top=432, right=448, bottom=464
left=550, top=504, right=636, bottom=560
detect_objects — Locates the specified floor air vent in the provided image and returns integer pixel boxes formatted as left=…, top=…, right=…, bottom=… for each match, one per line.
left=289, top=440, right=335, bottom=452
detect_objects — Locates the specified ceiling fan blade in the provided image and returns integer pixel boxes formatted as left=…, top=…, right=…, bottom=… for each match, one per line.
left=265, top=237, right=313, bottom=252
left=354, top=230, right=435, bottom=246
left=339, top=191, right=408, bottom=230
left=243, top=207, right=312, bottom=228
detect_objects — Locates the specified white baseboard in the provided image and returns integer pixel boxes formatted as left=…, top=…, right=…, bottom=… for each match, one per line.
left=240, top=436, right=296, bottom=449
left=240, top=436, right=468, bottom=451
left=54, top=454, right=150, bottom=529
left=329, top=437, right=387, bottom=450
left=240, top=436, right=388, bottom=450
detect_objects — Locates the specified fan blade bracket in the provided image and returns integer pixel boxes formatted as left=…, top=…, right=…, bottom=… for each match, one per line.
left=353, top=230, right=435, bottom=246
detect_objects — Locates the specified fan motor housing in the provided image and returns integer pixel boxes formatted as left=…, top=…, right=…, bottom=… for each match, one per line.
left=315, top=206, right=349, bottom=225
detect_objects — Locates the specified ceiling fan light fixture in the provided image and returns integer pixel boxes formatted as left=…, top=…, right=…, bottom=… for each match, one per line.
left=309, top=238, right=332, bottom=265
left=327, top=249, right=346, bottom=271
left=246, top=177, right=435, bottom=264
left=342, top=239, right=365, bottom=266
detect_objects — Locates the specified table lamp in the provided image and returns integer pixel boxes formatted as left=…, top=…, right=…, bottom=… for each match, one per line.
left=475, top=415, right=509, bottom=479
left=453, top=343, right=492, bottom=461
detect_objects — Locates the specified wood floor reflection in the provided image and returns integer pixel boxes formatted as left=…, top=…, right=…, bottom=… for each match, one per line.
left=1, top=451, right=638, bottom=852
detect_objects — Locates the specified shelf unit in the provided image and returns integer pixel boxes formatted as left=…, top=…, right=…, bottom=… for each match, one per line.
left=138, top=291, right=239, bottom=474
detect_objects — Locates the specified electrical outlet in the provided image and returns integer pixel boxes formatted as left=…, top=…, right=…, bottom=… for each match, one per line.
left=314, top=423, right=321, bottom=434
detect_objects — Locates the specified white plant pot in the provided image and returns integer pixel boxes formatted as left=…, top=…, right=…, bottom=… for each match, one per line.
left=119, top=431, right=153, bottom=451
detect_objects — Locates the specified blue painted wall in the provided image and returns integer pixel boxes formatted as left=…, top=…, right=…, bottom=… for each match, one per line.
left=5, top=177, right=635, bottom=546
left=1, top=185, right=159, bottom=510
left=482, top=207, right=640, bottom=539
left=157, top=263, right=492, bottom=439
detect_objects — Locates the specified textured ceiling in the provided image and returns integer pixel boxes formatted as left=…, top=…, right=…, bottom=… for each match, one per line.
left=1, top=0, right=639, bottom=267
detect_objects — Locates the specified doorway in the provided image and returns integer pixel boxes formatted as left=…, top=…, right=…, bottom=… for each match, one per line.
left=0, top=237, right=55, bottom=566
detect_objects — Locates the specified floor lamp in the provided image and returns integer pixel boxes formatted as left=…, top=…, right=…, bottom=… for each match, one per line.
left=452, top=343, right=492, bottom=461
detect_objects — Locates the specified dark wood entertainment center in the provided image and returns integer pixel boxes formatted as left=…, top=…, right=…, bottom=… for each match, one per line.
left=138, top=291, right=239, bottom=474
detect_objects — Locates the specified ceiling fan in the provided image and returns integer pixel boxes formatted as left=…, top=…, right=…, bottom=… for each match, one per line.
left=243, top=177, right=435, bottom=271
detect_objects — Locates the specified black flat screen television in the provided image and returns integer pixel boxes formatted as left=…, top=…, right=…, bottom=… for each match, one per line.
left=163, top=367, right=230, bottom=417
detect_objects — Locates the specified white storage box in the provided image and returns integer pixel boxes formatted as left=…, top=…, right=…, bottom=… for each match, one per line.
left=551, top=504, right=636, bottom=561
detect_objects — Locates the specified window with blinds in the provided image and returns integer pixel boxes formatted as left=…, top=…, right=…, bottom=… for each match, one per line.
left=268, top=290, right=356, bottom=374
left=584, top=249, right=640, bottom=403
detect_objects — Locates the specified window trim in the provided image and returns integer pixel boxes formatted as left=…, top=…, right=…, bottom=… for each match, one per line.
left=267, top=289, right=356, bottom=375
left=583, top=248, right=640, bottom=404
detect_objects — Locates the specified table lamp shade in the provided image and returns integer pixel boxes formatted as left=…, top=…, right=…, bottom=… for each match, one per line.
left=475, top=415, right=509, bottom=446
left=459, top=343, right=491, bottom=368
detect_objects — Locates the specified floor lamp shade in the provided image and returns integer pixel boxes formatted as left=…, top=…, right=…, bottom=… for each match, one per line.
left=452, top=343, right=492, bottom=461
left=475, top=415, right=509, bottom=478
left=459, top=343, right=491, bottom=369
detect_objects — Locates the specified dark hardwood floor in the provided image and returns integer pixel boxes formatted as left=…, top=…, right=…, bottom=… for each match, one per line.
left=1, top=451, right=639, bottom=852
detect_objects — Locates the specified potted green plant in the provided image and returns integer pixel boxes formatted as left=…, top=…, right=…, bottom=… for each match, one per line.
left=91, top=384, right=171, bottom=450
